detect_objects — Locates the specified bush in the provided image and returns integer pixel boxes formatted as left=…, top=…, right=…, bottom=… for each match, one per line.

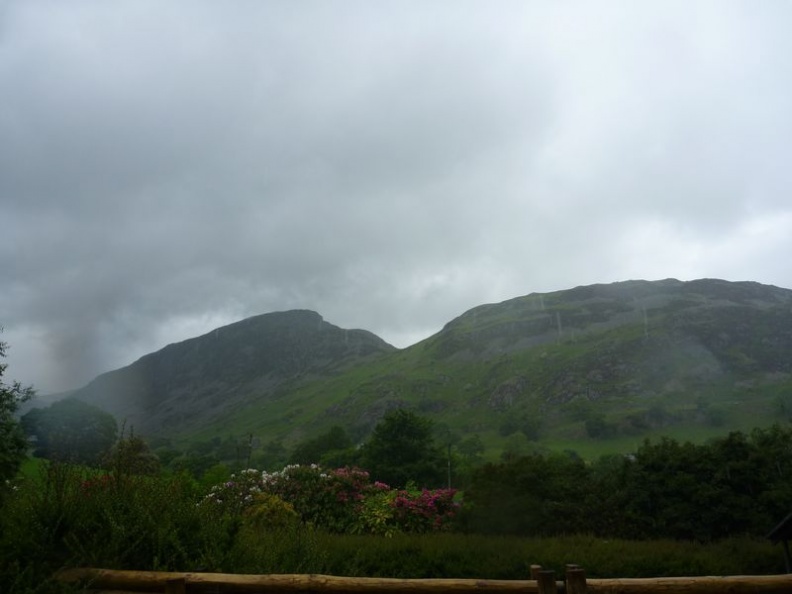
left=203, top=465, right=458, bottom=535
left=243, top=493, right=299, bottom=530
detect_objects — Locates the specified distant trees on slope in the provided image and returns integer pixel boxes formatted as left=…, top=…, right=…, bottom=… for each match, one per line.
left=288, top=410, right=447, bottom=488
left=21, top=398, right=117, bottom=466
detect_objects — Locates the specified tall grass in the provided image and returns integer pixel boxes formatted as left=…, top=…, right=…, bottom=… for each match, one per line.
left=301, top=533, right=784, bottom=579
left=0, top=462, right=240, bottom=592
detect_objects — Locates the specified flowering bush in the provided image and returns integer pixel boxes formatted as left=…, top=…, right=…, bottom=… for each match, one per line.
left=353, top=483, right=459, bottom=535
left=202, top=465, right=459, bottom=535
left=201, top=468, right=263, bottom=516
left=391, top=483, right=458, bottom=533
left=352, top=488, right=398, bottom=536
left=260, top=464, right=376, bottom=532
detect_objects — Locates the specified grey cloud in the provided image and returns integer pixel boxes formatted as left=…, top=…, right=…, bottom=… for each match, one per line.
left=2, top=1, right=791, bottom=392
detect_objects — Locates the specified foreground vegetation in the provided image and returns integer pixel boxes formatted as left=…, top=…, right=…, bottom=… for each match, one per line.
left=1, top=443, right=789, bottom=593
left=2, top=337, right=791, bottom=593
left=0, top=461, right=785, bottom=593
left=5, top=407, right=792, bottom=591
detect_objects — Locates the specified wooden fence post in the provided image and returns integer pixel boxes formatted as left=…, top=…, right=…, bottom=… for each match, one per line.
left=530, top=565, right=543, bottom=581
left=536, top=570, right=556, bottom=594
left=565, top=566, right=586, bottom=594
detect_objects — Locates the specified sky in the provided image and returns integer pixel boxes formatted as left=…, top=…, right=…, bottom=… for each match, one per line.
left=2, top=1, right=791, bottom=394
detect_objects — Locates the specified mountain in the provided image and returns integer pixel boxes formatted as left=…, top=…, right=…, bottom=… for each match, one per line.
left=72, top=279, right=792, bottom=457
left=71, top=310, right=395, bottom=435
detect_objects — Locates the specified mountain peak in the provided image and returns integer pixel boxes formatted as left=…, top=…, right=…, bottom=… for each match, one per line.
left=433, top=278, right=792, bottom=360
left=72, top=310, right=395, bottom=435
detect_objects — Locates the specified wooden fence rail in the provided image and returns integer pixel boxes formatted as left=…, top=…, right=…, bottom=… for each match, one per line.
left=55, top=567, right=792, bottom=594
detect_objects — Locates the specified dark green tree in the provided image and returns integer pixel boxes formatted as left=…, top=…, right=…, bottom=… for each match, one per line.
left=740, top=426, right=792, bottom=527
left=360, top=409, right=443, bottom=488
left=613, top=437, right=730, bottom=540
left=585, top=453, right=634, bottom=536
left=104, top=433, right=160, bottom=475
left=252, top=439, right=288, bottom=471
left=21, top=398, right=117, bottom=466
left=153, top=445, right=182, bottom=467
left=585, top=414, right=616, bottom=439
left=0, top=334, right=34, bottom=484
left=290, top=425, right=353, bottom=465
left=169, top=453, right=220, bottom=479
left=462, top=453, right=590, bottom=536
left=585, top=428, right=792, bottom=541
left=457, top=434, right=485, bottom=463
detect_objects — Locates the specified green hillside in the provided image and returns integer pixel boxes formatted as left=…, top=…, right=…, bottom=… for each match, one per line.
left=176, top=278, right=792, bottom=459
left=70, top=310, right=396, bottom=436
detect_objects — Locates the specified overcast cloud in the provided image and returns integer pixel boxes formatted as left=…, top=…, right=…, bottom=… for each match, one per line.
left=2, top=1, right=791, bottom=393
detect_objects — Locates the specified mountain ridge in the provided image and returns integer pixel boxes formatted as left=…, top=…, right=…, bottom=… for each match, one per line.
left=72, top=309, right=395, bottom=435
left=67, top=278, right=792, bottom=457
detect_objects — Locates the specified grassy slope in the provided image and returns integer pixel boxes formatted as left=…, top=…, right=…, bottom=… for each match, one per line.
left=185, top=327, right=787, bottom=460
left=181, top=283, right=792, bottom=460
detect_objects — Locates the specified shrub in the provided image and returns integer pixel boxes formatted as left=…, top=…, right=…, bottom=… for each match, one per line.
left=391, top=484, right=458, bottom=533
left=203, top=465, right=459, bottom=535
left=243, top=493, right=299, bottom=531
left=353, top=488, right=398, bottom=536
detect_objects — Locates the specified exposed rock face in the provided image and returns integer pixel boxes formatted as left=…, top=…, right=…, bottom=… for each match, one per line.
left=489, top=377, right=528, bottom=410
left=71, top=310, right=395, bottom=435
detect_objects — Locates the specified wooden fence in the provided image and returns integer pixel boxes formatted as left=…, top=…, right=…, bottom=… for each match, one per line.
left=55, top=566, right=792, bottom=594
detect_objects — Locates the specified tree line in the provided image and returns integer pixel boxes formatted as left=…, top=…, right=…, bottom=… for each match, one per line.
left=462, top=426, right=792, bottom=541
left=14, top=395, right=792, bottom=542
